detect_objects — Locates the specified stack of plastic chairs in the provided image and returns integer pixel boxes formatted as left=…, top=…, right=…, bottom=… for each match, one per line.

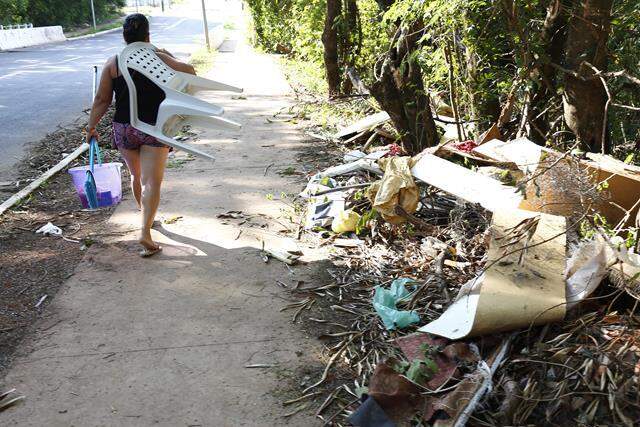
left=117, top=42, right=242, bottom=161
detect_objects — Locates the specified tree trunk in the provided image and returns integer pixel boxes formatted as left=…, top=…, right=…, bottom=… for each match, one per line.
left=369, top=20, right=440, bottom=155
left=322, top=0, right=342, bottom=97
left=562, top=0, right=613, bottom=153
left=341, top=0, right=360, bottom=94
left=529, top=0, right=572, bottom=143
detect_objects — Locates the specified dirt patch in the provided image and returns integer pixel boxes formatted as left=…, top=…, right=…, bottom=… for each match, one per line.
left=0, top=112, right=123, bottom=377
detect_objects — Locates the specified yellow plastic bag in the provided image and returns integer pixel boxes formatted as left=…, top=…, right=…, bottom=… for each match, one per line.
left=331, top=209, right=361, bottom=233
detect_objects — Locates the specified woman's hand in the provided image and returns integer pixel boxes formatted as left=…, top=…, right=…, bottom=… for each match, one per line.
left=156, top=47, right=175, bottom=58
left=157, top=51, right=196, bottom=75
left=86, top=127, right=99, bottom=144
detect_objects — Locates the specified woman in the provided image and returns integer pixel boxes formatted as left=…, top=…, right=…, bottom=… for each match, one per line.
left=86, top=14, right=196, bottom=257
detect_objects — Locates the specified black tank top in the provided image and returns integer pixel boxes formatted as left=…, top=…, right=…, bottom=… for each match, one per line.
left=113, top=56, right=166, bottom=125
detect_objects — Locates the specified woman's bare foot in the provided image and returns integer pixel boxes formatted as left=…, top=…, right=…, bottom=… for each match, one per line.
left=139, top=234, right=161, bottom=257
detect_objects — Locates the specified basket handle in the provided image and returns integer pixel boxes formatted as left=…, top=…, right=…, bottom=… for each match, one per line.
left=89, top=137, right=102, bottom=172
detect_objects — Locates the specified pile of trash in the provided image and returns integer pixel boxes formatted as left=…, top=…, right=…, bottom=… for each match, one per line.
left=292, top=112, right=640, bottom=425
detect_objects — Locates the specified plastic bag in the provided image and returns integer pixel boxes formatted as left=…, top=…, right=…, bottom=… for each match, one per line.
left=373, top=278, right=420, bottom=330
left=367, top=156, right=419, bottom=225
left=332, top=209, right=361, bottom=233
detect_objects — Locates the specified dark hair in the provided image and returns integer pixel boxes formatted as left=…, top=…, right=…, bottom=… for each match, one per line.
left=123, top=14, right=149, bottom=44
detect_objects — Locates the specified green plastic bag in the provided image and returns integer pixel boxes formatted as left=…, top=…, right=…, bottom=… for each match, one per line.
left=373, top=278, right=420, bottom=330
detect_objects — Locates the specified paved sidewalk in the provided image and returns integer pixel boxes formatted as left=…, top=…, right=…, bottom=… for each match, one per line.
left=1, top=18, right=325, bottom=427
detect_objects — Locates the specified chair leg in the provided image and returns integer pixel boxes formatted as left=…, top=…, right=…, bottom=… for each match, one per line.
left=157, top=103, right=241, bottom=133
left=165, top=90, right=225, bottom=116
left=177, top=71, right=243, bottom=93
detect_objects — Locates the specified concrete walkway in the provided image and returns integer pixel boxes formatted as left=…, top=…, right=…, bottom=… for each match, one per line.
left=1, top=15, right=326, bottom=427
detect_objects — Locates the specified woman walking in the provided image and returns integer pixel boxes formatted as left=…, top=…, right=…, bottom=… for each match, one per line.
left=86, top=14, right=196, bottom=257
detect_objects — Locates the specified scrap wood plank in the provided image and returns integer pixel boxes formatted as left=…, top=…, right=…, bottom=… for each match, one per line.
left=0, top=143, right=89, bottom=217
left=472, top=137, right=542, bottom=174
left=334, top=111, right=390, bottom=139
left=410, top=152, right=523, bottom=212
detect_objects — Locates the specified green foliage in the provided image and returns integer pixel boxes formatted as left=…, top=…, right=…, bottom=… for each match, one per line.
left=392, top=342, right=440, bottom=385
left=608, top=2, right=640, bottom=161
left=0, top=0, right=28, bottom=24
left=0, top=0, right=125, bottom=28
left=355, top=208, right=377, bottom=235
left=246, top=0, right=389, bottom=84
left=247, top=0, right=639, bottom=160
left=245, top=0, right=298, bottom=53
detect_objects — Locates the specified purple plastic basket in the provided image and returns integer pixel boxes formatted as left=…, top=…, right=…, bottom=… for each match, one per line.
left=68, top=162, right=123, bottom=209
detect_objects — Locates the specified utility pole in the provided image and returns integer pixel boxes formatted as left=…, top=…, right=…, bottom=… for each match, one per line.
left=201, top=0, right=211, bottom=51
left=90, top=0, right=96, bottom=30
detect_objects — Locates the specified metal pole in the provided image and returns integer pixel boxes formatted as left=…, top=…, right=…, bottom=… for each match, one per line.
left=92, top=66, right=98, bottom=101
left=90, top=0, right=97, bottom=29
left=200, top=0, right=211, bottom=51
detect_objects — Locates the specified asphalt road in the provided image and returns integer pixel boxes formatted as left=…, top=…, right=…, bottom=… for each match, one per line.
left=0, top=7, right=222, bottom=181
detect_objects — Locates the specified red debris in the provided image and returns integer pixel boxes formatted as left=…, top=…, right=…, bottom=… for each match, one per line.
left=453, top=140, right=478, bottom=153
left=386, top=143, right=405, bottom=156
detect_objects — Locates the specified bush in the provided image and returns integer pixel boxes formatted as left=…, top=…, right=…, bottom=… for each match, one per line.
left=0, top=0, right=125, bottom=28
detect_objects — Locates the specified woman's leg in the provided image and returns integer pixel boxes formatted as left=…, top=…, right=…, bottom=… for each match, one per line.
left=139, top=145, right=170, bottom=250
left=118, top=147, right=142, bottom=208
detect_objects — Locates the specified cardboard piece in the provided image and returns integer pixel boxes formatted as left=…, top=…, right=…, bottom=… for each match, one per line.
left=472, top=138, right=640, bottom=228
left=582, top=155, right=640, bottom=228
left=518, top=150, right=590, bottom=220
left=420, top=209, right=567, bottom=339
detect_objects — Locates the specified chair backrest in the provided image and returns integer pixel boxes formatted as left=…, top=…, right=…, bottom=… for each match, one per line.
left=120, top=42, right=177, bottom=86
left=118, top=42, right=177, bottom=128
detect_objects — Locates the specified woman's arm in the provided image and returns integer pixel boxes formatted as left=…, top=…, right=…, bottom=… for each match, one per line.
left=156, top=48, right=175, bottom=58
left=86, top=58, right=114, bottom=143
left=157, top=51, right=196, bottom=75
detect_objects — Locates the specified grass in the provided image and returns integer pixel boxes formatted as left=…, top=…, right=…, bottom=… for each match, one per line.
left=278, top=57, right=377, bottom=134
left=280, top=57, right=328, bottom=96
left=189, top=46, right=217, bottom=75
left=64, top=16, right=123, bottom=38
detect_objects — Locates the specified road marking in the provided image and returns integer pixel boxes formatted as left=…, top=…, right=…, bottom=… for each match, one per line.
left=162, top=18, right=188, bottom=31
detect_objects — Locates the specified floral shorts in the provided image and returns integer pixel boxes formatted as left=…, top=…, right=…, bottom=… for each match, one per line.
left=112, top=122, right=172, bottom=151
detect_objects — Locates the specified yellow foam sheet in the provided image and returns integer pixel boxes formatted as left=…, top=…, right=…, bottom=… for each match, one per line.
left=420, top=208, right=567, bottom=339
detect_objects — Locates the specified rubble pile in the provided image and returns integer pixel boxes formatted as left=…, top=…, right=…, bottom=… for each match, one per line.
left=291, top=111, right=640, bottom=426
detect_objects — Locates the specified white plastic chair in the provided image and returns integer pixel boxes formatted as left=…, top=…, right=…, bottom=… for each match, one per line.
left=117, top=42, right=242, bottom=161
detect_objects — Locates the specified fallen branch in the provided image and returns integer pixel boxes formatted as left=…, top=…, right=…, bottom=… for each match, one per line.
left=312, top=182, right=371, bottom=196
left=0, top=143, right=89, bottom=217
left=452, top=334, right=514, bottom=426
left=302, top=333, right=361, bottom=394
